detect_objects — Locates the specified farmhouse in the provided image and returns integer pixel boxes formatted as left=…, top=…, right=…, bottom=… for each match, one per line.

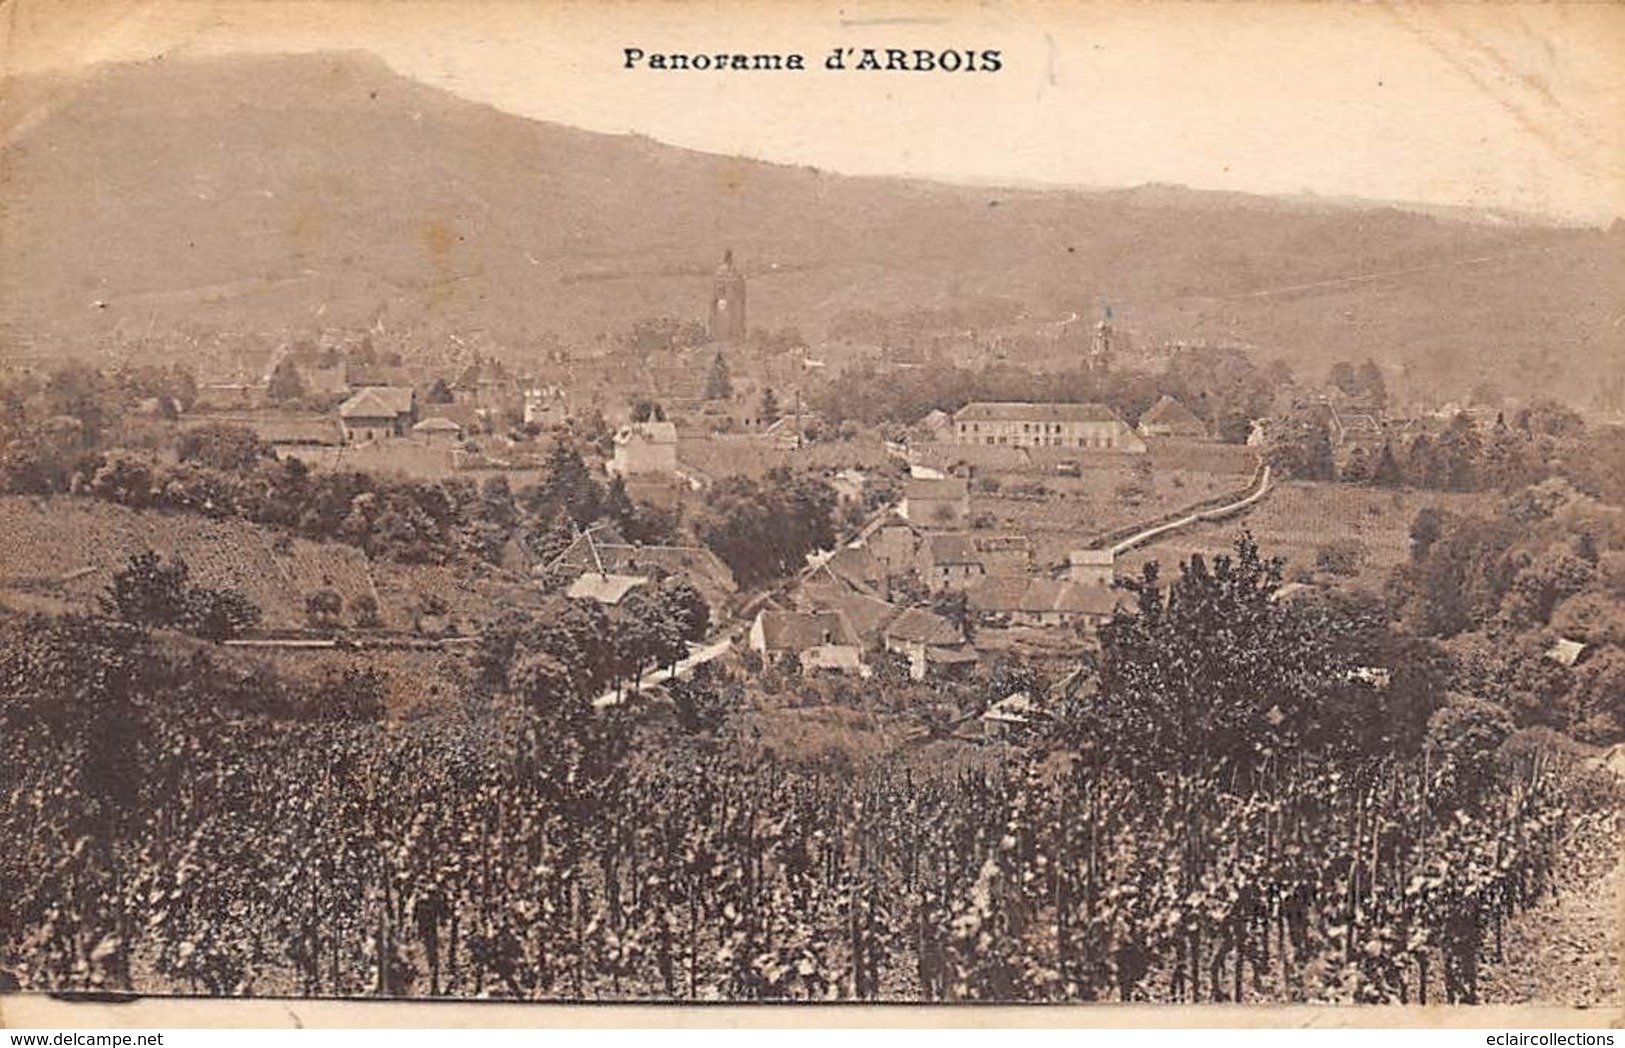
left=804, top=591, right=897, bottom=644
left=867, top=524, right=922, bottom=574
left=411, top=417, right=462, bottom=445
left=1137, top=395, right=1208, bottom=440
left=966, top=576, right=1119, bottom=629
left=747, top=609, right=863, bottom=673
left=611, top=420, right=679, bottom=477
left=882, top=606, right=975, bottom=680
left=900, top=477, right=970, bottom=527
left=952, top=401, right=1146, bottom=453
left=749, top=609, right=856, bottom=653
left=920, top=533, right=1033, bottom=591
left=338, top=386, right=417, bottom=443
left=819, top=546, right=888, bottom=594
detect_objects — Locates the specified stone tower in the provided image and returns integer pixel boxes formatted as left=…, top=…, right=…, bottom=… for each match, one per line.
left=1089, top=305, right=1113, bottom=373
left=708, top=249, right=747, bottom=342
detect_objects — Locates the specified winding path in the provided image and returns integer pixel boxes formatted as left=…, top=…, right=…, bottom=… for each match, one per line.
left=591, top=496, right=905, bottom=709
left=1103, top=464, right=1273, bottom=558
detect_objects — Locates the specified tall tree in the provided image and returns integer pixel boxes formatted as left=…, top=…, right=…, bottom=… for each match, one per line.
left=704, top=352, right=734, bottom=401
left=267, top=360, right=305, bottom=404
left=1087, top=534, right=1351, bottom=769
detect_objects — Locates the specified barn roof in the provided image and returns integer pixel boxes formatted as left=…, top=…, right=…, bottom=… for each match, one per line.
left=824, top=546, right=885, bottom=587
left=339, top=386, right=415, bottom=419
left=815, top=592, right=898, bottom=642
left=755, top=610, right=857, bottom=652
left=412, top=417, right=462, bottom=433
left=566, top=572, right=648, bottom=605
left=1140, top=395, right=1205, bottom=430
left=884, top=606, right=963, bottom=646
left=967, top=576, right=1120, bottom=617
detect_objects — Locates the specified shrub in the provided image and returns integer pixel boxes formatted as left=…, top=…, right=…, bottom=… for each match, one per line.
left=307, top=666, right=388, bottom=722
left=1314, top=539, right=1367, bottom=577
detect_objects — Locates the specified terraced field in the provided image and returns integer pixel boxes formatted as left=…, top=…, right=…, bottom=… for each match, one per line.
left=973, top=451, right=1257, bottom=567
left=1115, top=481, right=1498, bottom=585
left=0, top=496, right=511, bottom=631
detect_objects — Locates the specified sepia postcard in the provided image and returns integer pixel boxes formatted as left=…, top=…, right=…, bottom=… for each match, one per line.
left=1, top=0, right=1622, bottom=1030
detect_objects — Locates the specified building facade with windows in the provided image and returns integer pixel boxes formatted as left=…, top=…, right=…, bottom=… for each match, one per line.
left=952, top=402, right=1146, bottom=453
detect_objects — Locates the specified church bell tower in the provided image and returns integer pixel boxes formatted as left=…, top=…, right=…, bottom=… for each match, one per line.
left=708, top=249, right=747, bottom=342
left=1090, top=305, right=1113, bottom=373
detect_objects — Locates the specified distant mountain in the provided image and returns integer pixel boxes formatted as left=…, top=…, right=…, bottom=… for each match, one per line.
left=1, top=50, right=1620, bottom=404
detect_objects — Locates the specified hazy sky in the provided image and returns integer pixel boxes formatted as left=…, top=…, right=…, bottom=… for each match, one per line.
left=5, top=0, right=1622, bottom=223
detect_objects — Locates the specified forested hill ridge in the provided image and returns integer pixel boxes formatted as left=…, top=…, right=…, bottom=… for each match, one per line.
left=3, top=50, right=1621, bottom=404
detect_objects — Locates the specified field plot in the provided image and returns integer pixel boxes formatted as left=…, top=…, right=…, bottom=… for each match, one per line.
left=972, top=450, right=1257, bottom=567
left=0, top=496, right=506, bottom=631
left=677, top=434, right=896, bottom=481
left=281, top=442, right=548, bottom=488
left=1116, top=481, right=1498, bottom=585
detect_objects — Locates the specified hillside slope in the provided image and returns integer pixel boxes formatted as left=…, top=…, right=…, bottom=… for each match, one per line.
left=0, top=495, right=510, bottom=632
left=2, top=51, right=1620, bottom=401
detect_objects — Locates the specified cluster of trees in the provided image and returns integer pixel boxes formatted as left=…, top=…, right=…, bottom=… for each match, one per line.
left=1266, top=400, right=1595, bottom=493
left=4, top=373, right=839, bottom=594
left=623, top=317, right=710, bottom=358
left=0, top=421, right=679, bottom=568
left=692, top=469, right=839, bottom=588
left=101, top=551, right=262, bottom=641
left=1079, top=535, right=1446, bottom=769
left=475, top=580, right=710, bottom=711
left=302, top=589, right=383, bottom=633
left=704, top=353, right=733, bottom=400
left=0, top=362, right=199, bottom=446
left=282, top=333, right=406, bottom=372
left=0, top=612, right=385, bottom=732
left=2, top=596, right=1590, bottom=1003
left=812, top=348, right=1283, bottom=444
left=1074, top=484, right=1625, bottom=754
left=1386, top=481, right=1625, bottom=743
left=1327, top=359, right=1387, bottom=409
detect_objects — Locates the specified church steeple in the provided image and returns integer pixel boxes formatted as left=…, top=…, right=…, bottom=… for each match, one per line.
left=709, top=249, right=747, bottom=342
left=1090, top=304, right=1113, bottom=373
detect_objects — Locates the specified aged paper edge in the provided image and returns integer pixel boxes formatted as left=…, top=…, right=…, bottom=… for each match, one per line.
left=0, top=995, right=1622, bottom=1029
left=0, top=0, right=1621, bottom=1030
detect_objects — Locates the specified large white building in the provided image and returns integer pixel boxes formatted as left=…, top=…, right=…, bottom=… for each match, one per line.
left=952, top=402, right=1145, bottom=453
